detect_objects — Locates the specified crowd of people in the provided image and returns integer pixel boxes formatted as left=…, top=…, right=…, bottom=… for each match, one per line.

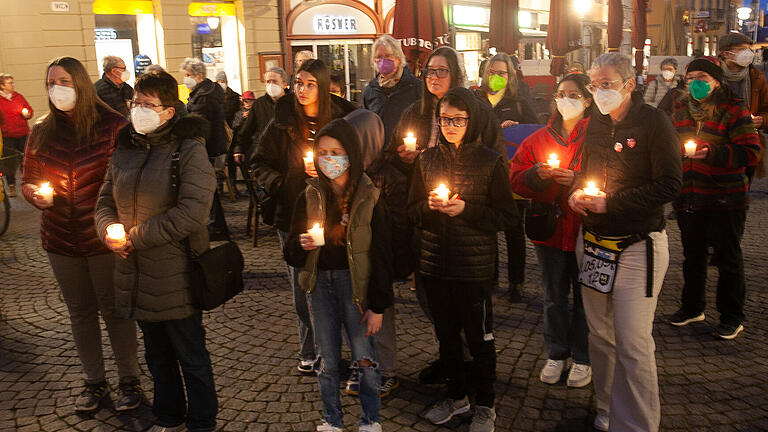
left=1, top=29, right=763, bottom=432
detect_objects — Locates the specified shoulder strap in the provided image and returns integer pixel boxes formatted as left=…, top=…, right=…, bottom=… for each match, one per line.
left=170, top=141, right=197, bottom=257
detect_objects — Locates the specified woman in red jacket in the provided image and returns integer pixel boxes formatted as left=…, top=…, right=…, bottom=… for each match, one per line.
left=21, top=57, right=142, bottom=414
left=510, top=73, right=593, bottom=388
left=0, top=73, right=33, bottom=196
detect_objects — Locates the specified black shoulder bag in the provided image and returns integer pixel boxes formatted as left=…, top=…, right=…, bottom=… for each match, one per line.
left=171, top=142, right=245, bottom=310
left=525, top=145, right=582, bottom=242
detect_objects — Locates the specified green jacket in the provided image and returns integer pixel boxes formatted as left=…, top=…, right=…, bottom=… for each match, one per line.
left=297, top=175, right=380, bottom=305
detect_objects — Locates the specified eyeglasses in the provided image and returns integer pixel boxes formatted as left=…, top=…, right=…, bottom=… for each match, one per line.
left=586, top=79, right=625, bottom=93
left=553, top=92, right=585, bottom=100
left=488, top=69, right=508, bottom=77
left=424, top=68, right=450, bottom=78
left=130, top=101, right=166, bottom=110
left=438, top=116, right=469, bottom=127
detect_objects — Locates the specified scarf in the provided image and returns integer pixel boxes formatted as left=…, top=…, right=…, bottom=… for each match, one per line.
left=688, top=96, right=717, bottom=123
left=0, top=91, right=12, bottom=101
left=378, top=66, right=404, bottom=89
left=723, top=65, right=751, bottom=108
left=487, top=88, right=506, bottom=108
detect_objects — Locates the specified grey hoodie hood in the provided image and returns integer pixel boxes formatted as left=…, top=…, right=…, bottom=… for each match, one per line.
left=344, top=109, right=385, bottom=170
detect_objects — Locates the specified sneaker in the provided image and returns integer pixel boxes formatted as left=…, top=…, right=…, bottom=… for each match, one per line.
left=539, top=359, right=566, bottom=384
left=298, top=359, right=316, bottom=374
left=146, top=425, right=186, bottom=432
left=715, top=322, right=744, bottom=340
left=667, top=310, right=705, bottom=327
left=115, top=377, right=143, bottom=411
left=593, top=413, right=609, bottom=431
left=7, top=184, right=16, bottom=198
left=75, top=381, right=109, bottom=412
left=418, top=360, right=447, bottom=385
left=508, top=283, right=522, bottom=303
left=566, top=363, right=592, bottom=388
left=345, top=369, right=360, bottom=396
left=358, top=422, right=382, bottom=432
left=469, top=405, right=496, bottom=432
left=425, top=396, right=470, bottom=425
left=316, top=422, right=343, bottom=432
left=379, top=376, right=400, bottom=398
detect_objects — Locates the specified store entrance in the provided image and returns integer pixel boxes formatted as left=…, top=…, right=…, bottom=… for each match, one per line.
left=291, top=40, right=374, bottom=106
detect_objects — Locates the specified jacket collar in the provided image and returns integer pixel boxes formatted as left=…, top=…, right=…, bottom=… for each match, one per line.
left=120, top=114, right=210, bottom=149
left=101, top=73, right=123, bottom=89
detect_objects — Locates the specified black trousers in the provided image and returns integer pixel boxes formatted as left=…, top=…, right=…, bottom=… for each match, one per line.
left=1, top=136, right=26, bottom=184
left=423, top=276, right=496, bottom=408
left=504, top=200, right=528, bottom=284
left=677, top=209, right=747, bottom=326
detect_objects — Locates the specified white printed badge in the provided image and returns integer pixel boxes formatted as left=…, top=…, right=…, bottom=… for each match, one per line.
left=578, top=235, right=622, bottom=294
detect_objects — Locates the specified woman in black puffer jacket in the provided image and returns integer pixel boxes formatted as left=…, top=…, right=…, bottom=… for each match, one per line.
left=409, top=87, right=518, bottom=430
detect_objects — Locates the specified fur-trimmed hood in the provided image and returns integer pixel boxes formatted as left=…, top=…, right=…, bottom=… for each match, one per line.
left=119, top=114, right=210, bottom=148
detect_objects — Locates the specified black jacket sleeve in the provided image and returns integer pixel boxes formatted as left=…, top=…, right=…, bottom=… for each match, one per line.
left=366, top=198, right=394, bottom=314
left=459, top=157, right=520, bottom=232
left=234, top=104, right=258, bottom=155
left=480, top=106, right=508, bottom=159
left=372, top=163, right=413, bottom=279
left=250, top=120, right=284, bottom=194
left=520, top=98, right=539, bottom=124
left=407, top=158, right=439, bottom=228
left=606, top=111, right=683, bottom=213
left=283, top=192, right=309, bottom=268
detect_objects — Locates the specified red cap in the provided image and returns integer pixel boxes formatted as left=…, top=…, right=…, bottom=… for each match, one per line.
left=242, top=91, right=255, bottom=100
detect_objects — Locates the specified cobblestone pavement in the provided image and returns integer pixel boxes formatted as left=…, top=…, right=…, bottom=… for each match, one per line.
left=2, top=179, right=768, bottom=432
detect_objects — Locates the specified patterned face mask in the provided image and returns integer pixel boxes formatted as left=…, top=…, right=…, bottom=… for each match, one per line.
left=317, top=154, right=350, bottom=179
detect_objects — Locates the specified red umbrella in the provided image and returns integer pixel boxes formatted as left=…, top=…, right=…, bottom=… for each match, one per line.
left=607, top=0, right=623, bottom=51
left=632, top=0, right=647, bottom=76
left=392, top=0, right=450, bottom=73
left=546, top=0, right=582, bottom=76
left=490, top=0, right=522, bottom=55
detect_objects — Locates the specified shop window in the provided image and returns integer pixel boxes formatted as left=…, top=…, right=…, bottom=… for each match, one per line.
left=189, top=2, right=242, bottom=93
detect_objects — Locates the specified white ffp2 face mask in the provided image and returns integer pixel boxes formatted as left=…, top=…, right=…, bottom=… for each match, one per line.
left=661, top=70, right=675, bottom=81
left=131, top=106, right=165, bottom=135
left=120, top=69, right=131, bottom=82
left=555, top=97, right=586, bottom=120
left=593, top=86, right=627, bottom=115
left=183, top=76, right=197, bottom=90
left=48, top=85, right=76, bottom=111
left=265, top=83, right=284, bottom=98
left=734, top=49, right=755, bottom=67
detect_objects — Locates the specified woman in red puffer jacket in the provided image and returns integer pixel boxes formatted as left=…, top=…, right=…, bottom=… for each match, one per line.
left=0, top=73, right=33, bottom=196
left=21, top=57, right=142, bottom=414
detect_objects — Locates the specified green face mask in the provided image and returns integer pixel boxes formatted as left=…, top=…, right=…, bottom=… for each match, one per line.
left=488, top=74, right=507, bottom=92
left=689, top=79, right=712, bottom=101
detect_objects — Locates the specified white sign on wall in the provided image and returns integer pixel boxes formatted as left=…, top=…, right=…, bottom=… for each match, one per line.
left=51, top=1, right=69, bottom=12
left=313, top=16, right=358, bottom=34
left=292, top=4, right=376, bottom=36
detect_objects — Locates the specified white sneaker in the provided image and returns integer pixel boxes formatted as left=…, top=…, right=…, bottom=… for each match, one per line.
left=317, top=422, right=343, bottom=432
left=539, top=359, right=566, bottom=384
left=358, top=422, right=382, bottom=432
left=566, top=363, right=592, bottom=388
left=593, top=413, right=609, bottom=431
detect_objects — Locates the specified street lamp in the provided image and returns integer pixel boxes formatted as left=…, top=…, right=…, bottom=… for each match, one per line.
left=574, top=0, right=591, bottom=18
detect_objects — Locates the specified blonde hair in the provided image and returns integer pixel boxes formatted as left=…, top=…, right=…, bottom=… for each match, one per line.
left=372, top=35, right=406, bottom=69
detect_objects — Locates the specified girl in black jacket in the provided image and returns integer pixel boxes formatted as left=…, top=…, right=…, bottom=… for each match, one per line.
left=409, top=87, right=518, bottom=430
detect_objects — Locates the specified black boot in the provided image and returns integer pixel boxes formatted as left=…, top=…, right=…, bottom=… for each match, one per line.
left=508, top=283, right=523, bottom=303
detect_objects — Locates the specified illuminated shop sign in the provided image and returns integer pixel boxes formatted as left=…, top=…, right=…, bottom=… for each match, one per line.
left=94, top=28, right=118, bottom=40
left=313, top=15, right=358, bottom=34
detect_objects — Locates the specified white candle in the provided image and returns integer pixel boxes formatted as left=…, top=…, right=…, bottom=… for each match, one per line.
left=583, top=181, right=600, bottom=197
left=546, top=153, right=560, bottom=169
left=403, top=132, right=417, bottom=152
left=21, top=107, right=29, bottom=117
left=308, top=223, right=325, bottom=246
left=433, top=183, right=451, bottom=205
left=106, top=223, right=127, bottom=247
left=684, top=140, right=697, bottom=157
left=38, top=182, right=53, bottom=203
left=303, top=151, right=314, bottom=171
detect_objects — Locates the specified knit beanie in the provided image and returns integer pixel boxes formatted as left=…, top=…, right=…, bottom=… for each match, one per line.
left=686, top=57, right=724, bottom=83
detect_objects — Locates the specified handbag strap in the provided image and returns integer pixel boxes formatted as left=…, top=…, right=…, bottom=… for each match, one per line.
left=170, top=141, right=197, bottom=259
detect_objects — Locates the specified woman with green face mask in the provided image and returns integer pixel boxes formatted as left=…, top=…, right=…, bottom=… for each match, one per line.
left=668, top=56, right=761, bottom=341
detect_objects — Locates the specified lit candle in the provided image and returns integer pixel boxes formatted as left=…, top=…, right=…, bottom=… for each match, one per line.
left=38, top=182, right=54, bottom=203
left=308, top=223, right=325, bottom=247
left=433, top=183, right=451, bottom=205
left=546, top=153, right=560, bottom=169
left=21, top=107, right=29, bottom=117
left=303, top=151, right=315, bottom=172
left=583, top=181, right=600, bottom=197
left=684, top=140, right=697, bottom=157
left=106, top=223, right=127, bottom=247
left=403, top=132, right=417, bottom=152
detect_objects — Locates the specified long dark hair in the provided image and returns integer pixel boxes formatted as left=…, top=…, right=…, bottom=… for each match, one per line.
left=479, top=52, right=519, bottom=99
left=30, top=57, right=112, bottom=153
left=420, top=47, right=465, bottom=116
left=550, top=73, right=593, bottom=121
left=294, top=59, right=332, bottom=140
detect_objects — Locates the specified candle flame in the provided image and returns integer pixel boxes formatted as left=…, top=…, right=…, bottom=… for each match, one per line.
left=306, top=151, right=313, bottom=159
left=549, top=153, right=557, bottom=160
left=407, top=132, right=414, bottom=138
left=311, top=222, right=320, bottom=231
left=587, top=181, right=596, bottom=188
left=39, top=182, right=52, bottom=192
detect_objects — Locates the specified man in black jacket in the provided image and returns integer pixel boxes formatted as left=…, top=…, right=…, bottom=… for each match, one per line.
left=234, top=67, right=290, bottom=165
left=568, top=53, right=681, bottom=432
left=215, top=71, right=242, bottom=127
left=94, top=56, right=133, bottom=118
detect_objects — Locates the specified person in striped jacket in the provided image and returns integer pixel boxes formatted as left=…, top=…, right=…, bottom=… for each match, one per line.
left=667, top=56, right=761, bottom=340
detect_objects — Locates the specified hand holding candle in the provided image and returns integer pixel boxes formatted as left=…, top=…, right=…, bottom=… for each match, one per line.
left=106, top=223, right=127, bottom=248
left=307, top=223, right=325, bottom=247
left=36, top=182, right=54, bottom=205
left=432, top=184, right=451, bottom=207
left=546, top=153, right=560, bottom=169
left=583, top=181, right=600, bottom=197
left=21, top=107, right=29, bottom=118
left=304, top=151, right=317, bottom=177
left=403, top=132, right=417, bottom=152
left=684, top=140, right=697, bottom=157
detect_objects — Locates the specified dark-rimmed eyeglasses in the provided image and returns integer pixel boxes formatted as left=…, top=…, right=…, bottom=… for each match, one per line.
left=130, top=101, right=166, bottom=110
left=438, top=116, right=469, bottom=127
left=424, top=68, right=450, bottom=78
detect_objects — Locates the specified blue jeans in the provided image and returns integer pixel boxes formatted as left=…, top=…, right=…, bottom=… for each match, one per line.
left=138, top=313, right=218, bottom=432
left=278, top=229, right=316, bottom=361
left=535, top=245, right=589, bottom=365
left=309, top=270, right=380, bottom=428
